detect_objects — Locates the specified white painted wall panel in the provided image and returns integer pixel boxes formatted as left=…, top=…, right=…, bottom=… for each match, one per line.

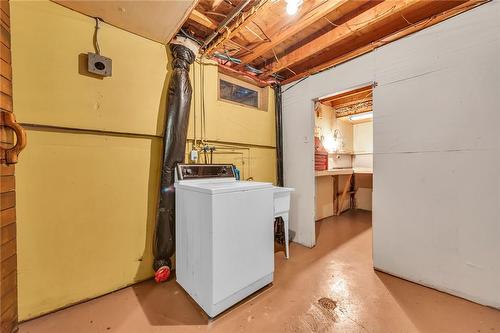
left=283, top=2, right=500, bottom=307
left=374, top=150, right=499, bottom=306
left=375, top=68, right=498, bottom=154
left=282, top=84, right=316, bottom=246
left=353, top=154, right=372, bottom=170
left=353, top=122, right=373, bottom=153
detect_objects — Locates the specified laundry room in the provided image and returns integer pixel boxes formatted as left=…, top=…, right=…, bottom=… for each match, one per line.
left=1, top=0, right=500, bottom=332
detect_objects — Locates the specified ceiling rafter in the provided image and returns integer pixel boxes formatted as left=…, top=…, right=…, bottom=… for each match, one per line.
left=335, top=102, right=373, bottom=118
left=211, top=0, right=225, bottom=11
left=281, top=0, right=487, bottom=84
left=238, top=0, right=351, bottom=66
left=260, top=0, right=429, bottom=78
left=329, top=97, right=372, bottom=109
left=203, top=0, right=272, bottom=55
left=179, top=0, right=489, bottom=84
left=189, top=9, right=218, bottom=30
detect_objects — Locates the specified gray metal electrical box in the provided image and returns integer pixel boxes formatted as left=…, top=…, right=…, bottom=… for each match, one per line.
left=87, top=52, right=112, bottom=77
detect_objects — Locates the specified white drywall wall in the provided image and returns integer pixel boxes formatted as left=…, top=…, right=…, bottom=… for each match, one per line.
left=353, top=122, right=373, bottom=211
left=282, top=2, right=500, bottom=308
left=353, top=122, right=373, bottom=153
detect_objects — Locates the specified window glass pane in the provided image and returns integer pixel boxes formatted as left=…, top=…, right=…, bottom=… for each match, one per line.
left=220, top=79, right=259, bottom=108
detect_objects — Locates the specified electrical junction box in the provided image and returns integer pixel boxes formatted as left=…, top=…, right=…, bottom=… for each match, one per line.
left=88, top=52, right=112, bottom=77
left=190, top=149, right=198, bottom=161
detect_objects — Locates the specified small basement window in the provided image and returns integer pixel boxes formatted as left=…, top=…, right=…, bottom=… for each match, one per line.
left=218, top=73, right=267, bottom=111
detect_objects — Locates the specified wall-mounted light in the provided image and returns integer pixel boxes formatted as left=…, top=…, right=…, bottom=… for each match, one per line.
left=349, top=111, right=373, bottom=121
left=322, top=129, right=343, bottom=153
left=322, top=134, right=338, bottom=153
left=285, top=0, right=303, bottom=15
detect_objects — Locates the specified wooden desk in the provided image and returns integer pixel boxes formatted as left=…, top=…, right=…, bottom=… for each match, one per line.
left=315, top=168, right=373, bottom=215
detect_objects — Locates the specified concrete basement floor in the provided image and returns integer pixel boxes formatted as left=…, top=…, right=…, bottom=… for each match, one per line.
left=20, top=210, right=500, bottom=333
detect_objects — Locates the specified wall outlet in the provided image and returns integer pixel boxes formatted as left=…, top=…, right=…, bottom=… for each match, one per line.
left=88, top=52, right=112, bottom=77
left=190, top=149, right=198, bottom=161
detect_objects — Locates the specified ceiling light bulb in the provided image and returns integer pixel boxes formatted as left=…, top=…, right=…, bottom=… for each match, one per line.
left=349, top=112, right=373, bottom=121
left=286, top=2, right=298, bottom=15
left=285, top=0, right=302, bottom=15
left=322, top=134, right=338, bottom=153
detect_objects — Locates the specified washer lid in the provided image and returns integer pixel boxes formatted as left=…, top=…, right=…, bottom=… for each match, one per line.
left=175, top=180, right=273, bottom=194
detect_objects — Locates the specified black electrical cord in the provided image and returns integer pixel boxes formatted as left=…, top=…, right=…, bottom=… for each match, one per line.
left=282, top=75, right=310, bottom=94
left=273, top=83, right=284, bottom=187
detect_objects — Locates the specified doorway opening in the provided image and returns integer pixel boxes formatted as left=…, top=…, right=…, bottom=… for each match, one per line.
left=314, top=84, right=373, bottom=222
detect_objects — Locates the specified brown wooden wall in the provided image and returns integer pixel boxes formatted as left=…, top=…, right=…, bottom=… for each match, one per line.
left=0, top=0, right=18, bottom=331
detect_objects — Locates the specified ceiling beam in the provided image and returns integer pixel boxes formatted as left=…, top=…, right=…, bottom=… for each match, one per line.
left=189, top=9, right=218, bottom=30
left=217, top=62, right=274, bottom=87
left=321, top=85, right=372, bottom=103
left=336, top=103, right=373, bottom=118
left=211, top=0, right=225, bottom=11
left=238, top=0, right=351, bottom=66
left=329, top=97, right=372, bottom=109
left=260, top=0, right=428, bottom=77
left=204, top=0, right=272, bottom=55
left=281, top=0, right=487, bottom=84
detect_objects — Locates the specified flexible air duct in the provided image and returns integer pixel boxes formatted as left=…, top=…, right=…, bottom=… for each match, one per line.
left=153, top=38, right=197, bottom=282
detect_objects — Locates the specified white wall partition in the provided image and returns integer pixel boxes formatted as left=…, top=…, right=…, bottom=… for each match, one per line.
left=282, top=2, right=500, bottom=308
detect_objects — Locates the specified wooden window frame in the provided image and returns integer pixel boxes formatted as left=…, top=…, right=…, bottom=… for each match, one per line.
left=217, top=73, right=268, bottom=111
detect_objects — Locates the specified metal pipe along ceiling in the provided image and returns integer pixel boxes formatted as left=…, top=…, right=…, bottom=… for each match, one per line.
left=202, top=0, right=252, bottom=49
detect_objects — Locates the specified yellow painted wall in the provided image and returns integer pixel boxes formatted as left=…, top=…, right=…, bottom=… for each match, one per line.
left=185, top=61, right=276, bottom=183
left=188, top=62, right=276, bottom=148
left=11, top=1, right=168, bottom=135
left=10, top=0, right=167, bottom=320
left=11, top=0, right=276, bottom=320
left=15, top=130, right=161, bottom=319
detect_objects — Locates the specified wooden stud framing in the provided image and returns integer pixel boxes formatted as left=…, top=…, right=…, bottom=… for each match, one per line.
left=336, top=174, right=353, bottom=215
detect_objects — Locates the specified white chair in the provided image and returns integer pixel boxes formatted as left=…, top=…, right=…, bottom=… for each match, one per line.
left=273, top=187, right=294, bottom=259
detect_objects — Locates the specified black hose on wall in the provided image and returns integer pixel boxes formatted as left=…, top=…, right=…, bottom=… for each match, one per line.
left=153, top=43, right=195, bottom=278
left=274, top=83, right=284, bottom=187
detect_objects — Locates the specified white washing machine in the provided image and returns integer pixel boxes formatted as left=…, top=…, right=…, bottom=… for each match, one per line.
left=174, top=164, right=274, bottom=317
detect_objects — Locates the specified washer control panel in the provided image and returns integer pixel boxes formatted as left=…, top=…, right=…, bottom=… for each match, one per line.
left=177, top=164, right=235, bottom=180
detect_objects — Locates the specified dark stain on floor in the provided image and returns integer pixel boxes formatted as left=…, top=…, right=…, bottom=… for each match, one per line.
left=318, top=297, right=337, bottom=310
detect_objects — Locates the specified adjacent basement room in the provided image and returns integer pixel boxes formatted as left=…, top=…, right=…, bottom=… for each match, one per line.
left=315, top=84, right=374, bottom=221
left=1, top=0, right=499, bottom=332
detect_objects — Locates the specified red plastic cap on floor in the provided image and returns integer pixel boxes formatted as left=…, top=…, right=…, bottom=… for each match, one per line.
left=154, top=266, right=170, bottom=283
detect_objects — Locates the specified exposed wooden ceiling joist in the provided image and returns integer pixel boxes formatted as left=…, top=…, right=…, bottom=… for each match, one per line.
left=204, top=0, right=271, bottom=55
left=238, top=0, right=351, bottom=65
left=211, top=0, right=225, bottom=10
left=260, top=0, right=428, bottom=78
left=178, top=0, right=489, bottom=84
left=329, top=96, right=372, bottom=109
left=190, top=9, right=218, bottom=30
left=320, top=85, right=371, bottom=106
left=281, top=0, right=487, bottom=84
left=320, top=84, right=373, bottom=119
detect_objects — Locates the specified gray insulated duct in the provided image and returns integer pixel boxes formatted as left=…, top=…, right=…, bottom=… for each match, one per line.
left=153, top=38, right=198, bottom=282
